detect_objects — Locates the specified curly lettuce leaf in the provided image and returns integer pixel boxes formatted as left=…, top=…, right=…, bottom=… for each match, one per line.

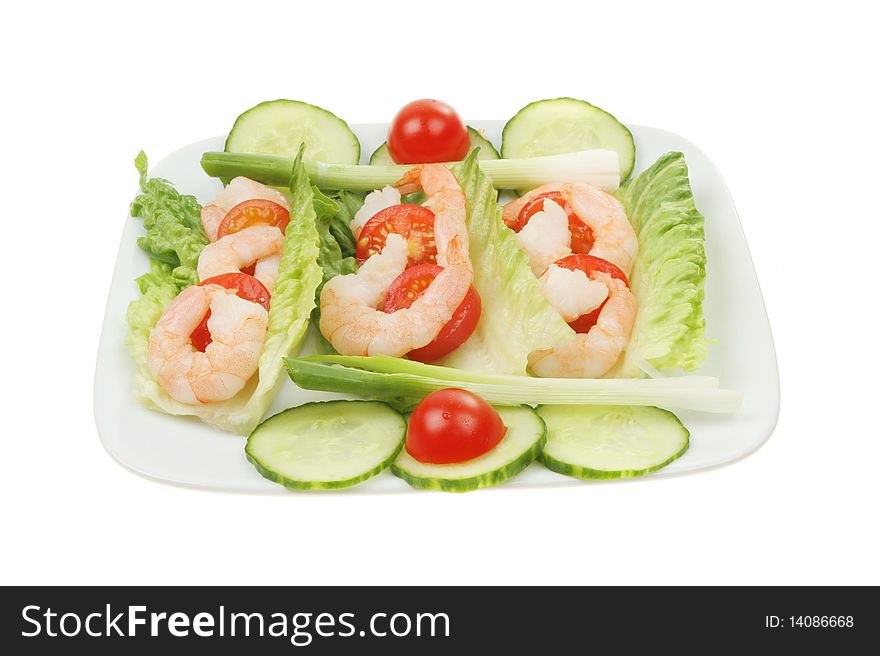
left=127, top=151, right=323, bottom=434
left=437, top=151, right=574, bottom=375
left=130, top=151, right=207, bottom=285
left=616, top=152, right=708, bottom=376
left=126, top=153, right=207, bottom=380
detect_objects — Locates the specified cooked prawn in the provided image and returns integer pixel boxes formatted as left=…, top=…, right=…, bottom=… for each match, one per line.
left=253, top=254, right=281, bottom=292
left=503, top=182, right=637, bottom=276
left=515, top=199, right=571, bottom=276
left=395, top=164, right=470, bottom=268
left=200, top=177, right=290, bottom=242
left=539, top=264, right=608, bottom=322
left=320, top=235, right=473, bottom=356
left=319, top=164, right=472, bottom=356
left=197, top=225, right=284, bottom=292
left=149, top=284, right=269, bottom=404
left=528, top=272, right=637, bottom=378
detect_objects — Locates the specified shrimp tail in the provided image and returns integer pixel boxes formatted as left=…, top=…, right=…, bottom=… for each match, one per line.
left=394, top=166, right=424, bottom=195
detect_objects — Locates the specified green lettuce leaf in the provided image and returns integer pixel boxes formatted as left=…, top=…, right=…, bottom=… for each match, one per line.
left=130, top=151, right=207, bottom=285
left=437, top=152, right=574, bottom=375
left=312, top=187, right=358, bottom=288
left=328, top=190, right=362, bottom=259
left=126, top=153, right=207, bottom=383
left=308, top=188, right=361, bottom=355
left=126, top=261, right=182, bottom=388
left=126, top=151, right=323, bottom=434
left=615, top=151, right=708, bottom=376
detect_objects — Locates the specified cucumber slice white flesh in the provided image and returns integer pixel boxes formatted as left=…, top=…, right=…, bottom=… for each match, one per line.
left=226, top=99, right=360, bottom=164
left=391, top=405, right=545, bottom=492
left=537, top=405, right=689, bottom=480
left=501, top=97, right=635, bottom=183
left=369, top=127, right=500, bottom=165
left=246, top=401, right=405, bottom=490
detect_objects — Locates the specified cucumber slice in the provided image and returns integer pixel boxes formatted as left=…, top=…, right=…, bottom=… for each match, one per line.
left=501, top=97, right=635, bottom=183
left=391, top=406, right=545, bottom=492
left=537, top=405, right=689, bottom=480
left=246, top=401, right=405, bottom=490
left=369, top=127, right=500, bottom=165
left=226, top=99, right=360, bottom=164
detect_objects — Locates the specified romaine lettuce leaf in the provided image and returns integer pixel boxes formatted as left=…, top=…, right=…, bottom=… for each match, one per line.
left=126, top=261, right=182, bottom=393
left=437, top=152, right=574, bottom=375
left=126, top=151, right=323, bottom=434
left=615, top=151, right=708, bottom=376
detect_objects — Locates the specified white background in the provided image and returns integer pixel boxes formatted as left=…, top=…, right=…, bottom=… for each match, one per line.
left=2, top=0, right=878, bottom=585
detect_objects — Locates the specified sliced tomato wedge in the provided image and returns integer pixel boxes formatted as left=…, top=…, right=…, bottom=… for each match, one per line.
left=383, top=263, right=481, bottom=363
left=190, top=273, right=271, bottom=352
left=555, top=254, right=629, bottom=334
left=356, top=204, right=437, bottom=266
left=514, top=191, right=595, bottom=254
left=217, top=199, right=290, bottom=239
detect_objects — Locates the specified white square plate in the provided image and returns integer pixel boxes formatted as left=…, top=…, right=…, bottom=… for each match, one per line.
left=94, top=120, right=779, bottom=493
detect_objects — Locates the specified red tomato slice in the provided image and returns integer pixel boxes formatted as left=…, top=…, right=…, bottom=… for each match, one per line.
left=514, top=191, right=595, bottom=254
left=217, top=199, right=290, bottom=239
left=356, top=204, right=437, bottom=266
left=190, top=273, right=271, bottom=352
left=387, top=99, right=469, bottom=164
left=383, top=263, right=481, bottom=363
left=406, top=388, right=506, bottom=464
left=555, top=254, right=629, bottom=334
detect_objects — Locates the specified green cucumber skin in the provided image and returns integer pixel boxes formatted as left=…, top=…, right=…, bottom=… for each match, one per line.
left=464, top=127, right=501, bottom=159
left=501, top=96, right=636, bottom=182
left=537, top=405, right=689, bottom=480
left=539, top=439, right=688, bottom=480
left=391, top=407, right=547, bottom=493
left=225, top=99, right=361, bottom=163
left=246, top=443, right=403, bottom=491
left=245, top=400, right=405, bottom=491
left=369, top=127, right=500, bottom=165
left=391, top=435, right=544, bottom=493
left=367, top=144, right=391, bottom=166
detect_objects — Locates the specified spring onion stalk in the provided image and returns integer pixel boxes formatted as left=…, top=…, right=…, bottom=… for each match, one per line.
left=201, top=149, right=620, bottom=192
left=285, top=355, right=743, bottom=413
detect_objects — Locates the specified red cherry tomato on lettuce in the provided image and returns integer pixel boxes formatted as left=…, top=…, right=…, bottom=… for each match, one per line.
left=387, top=99, right=469, bottom=164
left=555, top=254, right=629, bottom=334
left=356, top=204, right=437, bottom=266
left=406, top=388, right=506, bottom=464
left=383, top=263, right=481, bottom=363
left=514, top=191, right=595, bottom=254
left=190, top=273, right=271, bottom=352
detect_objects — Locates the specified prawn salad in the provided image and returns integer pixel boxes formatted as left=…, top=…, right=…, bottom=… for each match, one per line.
left=124, top=97, right=738, bottom=493
left=128, top=150, right=324, bottom=434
